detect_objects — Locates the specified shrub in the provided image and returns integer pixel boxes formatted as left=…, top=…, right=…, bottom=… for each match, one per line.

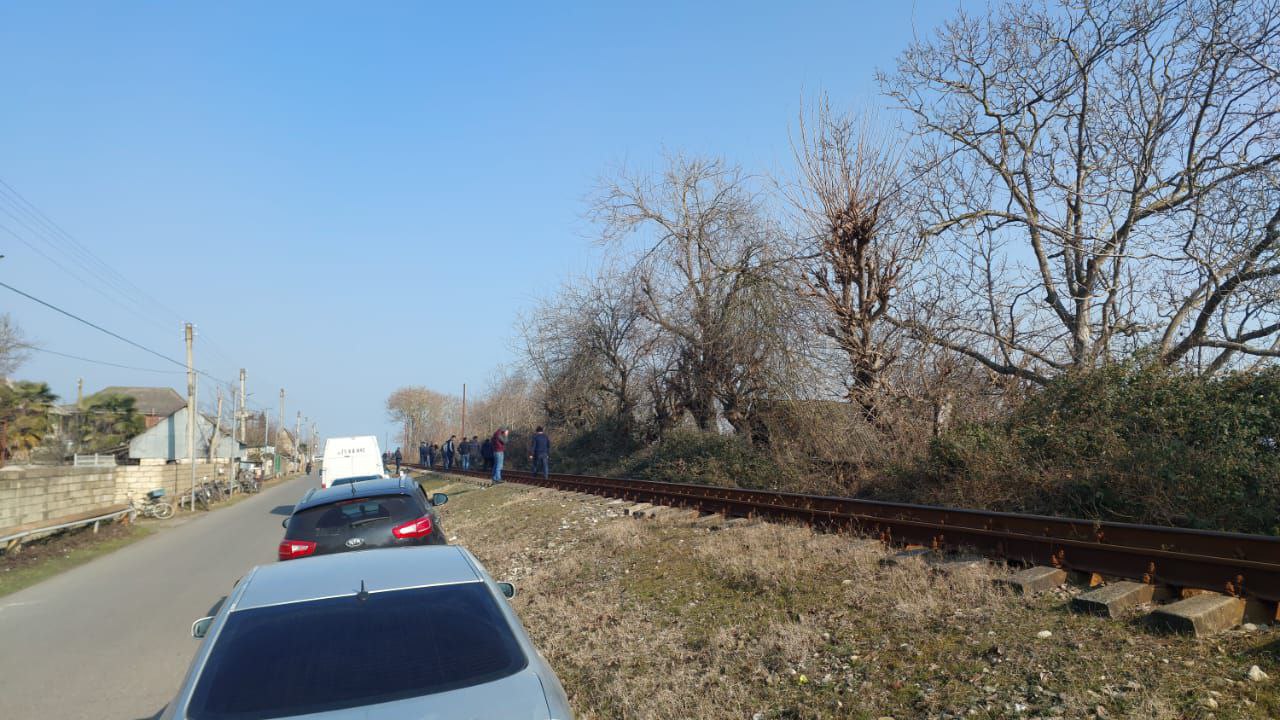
left=901, top=363, right=1280, bottom=534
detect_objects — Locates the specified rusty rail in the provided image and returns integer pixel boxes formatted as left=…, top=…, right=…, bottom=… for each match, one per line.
left=408, top=463, right=1280, bottom=603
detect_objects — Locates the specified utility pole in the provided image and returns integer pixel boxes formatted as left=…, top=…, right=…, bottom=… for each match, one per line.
left=295, top=410, right=301, bottom=469
left=76, top=378, right=83, bottom=406
left=238, top=369, right=246, bottom=443
left=278, top=388, right=285, bottom=476
left=461, top=383, right=467, bottom=439
left=185, top=323, right=196, bottom=509
left=209, top=387, right=223, bottom=462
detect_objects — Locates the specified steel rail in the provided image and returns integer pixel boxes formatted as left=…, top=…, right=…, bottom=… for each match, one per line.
left=408, top=463, right=1280, bottom=602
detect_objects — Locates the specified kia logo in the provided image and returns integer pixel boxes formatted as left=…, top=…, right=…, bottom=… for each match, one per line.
left=345, top=538, right=364, bottom=548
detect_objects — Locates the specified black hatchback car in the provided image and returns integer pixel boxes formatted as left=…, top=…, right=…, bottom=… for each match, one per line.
left=279, top=476, right=448, bottom=561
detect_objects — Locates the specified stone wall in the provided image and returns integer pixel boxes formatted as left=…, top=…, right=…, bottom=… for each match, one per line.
left=0, top=460, right=233, bottom=532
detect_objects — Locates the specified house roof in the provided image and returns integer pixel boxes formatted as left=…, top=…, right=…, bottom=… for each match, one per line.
left=95, top=386, right=186, bottom=418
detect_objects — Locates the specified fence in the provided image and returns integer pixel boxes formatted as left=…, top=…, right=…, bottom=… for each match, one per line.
left=73, top=454, right=119, bottom=468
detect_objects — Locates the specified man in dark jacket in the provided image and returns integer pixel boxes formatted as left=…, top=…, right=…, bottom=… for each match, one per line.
left=443, top=435, right=456, bottom=470
left=393, top=447, right=402, bottom=475
left=458, top=436, right=472, bottom=470
left=480, top=437, right=493, bottom=470
left=418, top=442, right=427, bottom=465
left=528, top=426, right=551, bottom=479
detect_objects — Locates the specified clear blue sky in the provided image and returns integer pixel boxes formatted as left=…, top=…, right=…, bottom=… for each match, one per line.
left=0, top=1, right=960, bottom=443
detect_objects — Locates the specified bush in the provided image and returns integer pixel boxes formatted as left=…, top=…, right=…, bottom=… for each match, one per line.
left=898, top=363, right=1280, bottom=535
left=619, top=429, right=787, bottom=489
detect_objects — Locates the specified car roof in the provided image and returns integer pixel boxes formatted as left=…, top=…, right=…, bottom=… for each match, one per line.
left=295, top=476, right=417, bottom=511
left=234, top=546, right=482, bottom=611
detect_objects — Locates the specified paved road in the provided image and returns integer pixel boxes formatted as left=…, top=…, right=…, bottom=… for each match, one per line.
left=0, top=472, right=317, bottom=720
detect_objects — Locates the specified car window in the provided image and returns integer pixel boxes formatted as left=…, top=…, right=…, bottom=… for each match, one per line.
left=187, top=582, right=527, bottom=719
left=286, top=495, right=420, bottom=538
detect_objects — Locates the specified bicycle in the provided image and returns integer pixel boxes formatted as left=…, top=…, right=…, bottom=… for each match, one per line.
left=178, top=484, right=213, bottom=511
left=130, top=489, right=174, bottom=520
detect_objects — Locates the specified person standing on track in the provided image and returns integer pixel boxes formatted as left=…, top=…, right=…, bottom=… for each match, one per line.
left=529, top=426, right=551, bottom=480
left=463, top=430, right=478, bottom=471
left=393, top=447, right=402, bottom=475
left=480, top=435, right=493, bottom=470
left=470, top=435, right=481, bottom=469
left=491, top=427, right=508, bottom=484
left=443, top=435, right=456, bottom=470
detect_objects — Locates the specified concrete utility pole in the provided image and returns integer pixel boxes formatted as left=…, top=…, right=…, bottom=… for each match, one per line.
left=238, top=369, right=246, bottom=443
left=278, top=389, right=285, bottom=476
left=76, top=378, right=83, bottom=406
left=185, top=323, right=196, bottom=509
left=295, top=411, right=301, bottom=468
left=209, top=387, right=223, bottom=462
left=461, top=383, right=467, bottom=439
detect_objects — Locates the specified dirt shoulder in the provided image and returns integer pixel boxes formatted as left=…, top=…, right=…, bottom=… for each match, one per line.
left=419, top=472, right=1279, bottom=720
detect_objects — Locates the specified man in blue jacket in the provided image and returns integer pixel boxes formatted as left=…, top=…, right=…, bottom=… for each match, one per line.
left=528, top=426, right=551, bottom=480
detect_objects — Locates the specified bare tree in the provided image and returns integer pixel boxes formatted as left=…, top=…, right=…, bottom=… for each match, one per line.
left=880, top=0, right=1280, bottom=380
left=521, top=269, right=657, bottom=434
left=790, top=99, right=923, bottom=420
left=594, top=155, right=795, bottom=437
left=0, top=314, right=29, bottom=378
left=386, top=386, right=458, bottom=448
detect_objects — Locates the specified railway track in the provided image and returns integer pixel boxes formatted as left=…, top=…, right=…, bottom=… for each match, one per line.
left=406, top=463, right=1280, bottom=605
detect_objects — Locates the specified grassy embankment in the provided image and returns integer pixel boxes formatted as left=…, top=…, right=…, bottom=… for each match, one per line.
left=420, top=473, right=1279, bottom=720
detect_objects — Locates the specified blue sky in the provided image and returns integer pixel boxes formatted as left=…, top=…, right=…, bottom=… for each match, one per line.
left=0, top=1, right=961, bottom=443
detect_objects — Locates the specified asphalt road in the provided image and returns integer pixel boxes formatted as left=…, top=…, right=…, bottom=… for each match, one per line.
left=0, top=471, right=317, bottom=720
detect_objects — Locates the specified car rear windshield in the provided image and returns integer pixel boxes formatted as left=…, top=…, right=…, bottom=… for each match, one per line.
left=286, top=494, right=420, bottom=538
left=187, top=582, right=527, bottom=719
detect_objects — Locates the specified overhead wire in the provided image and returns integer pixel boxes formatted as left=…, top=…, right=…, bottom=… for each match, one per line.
left=0, top=178, right=187, bottom=327
left=0, top=178, right=303, bottom=428
left=26, top=346, right=181, bottom=374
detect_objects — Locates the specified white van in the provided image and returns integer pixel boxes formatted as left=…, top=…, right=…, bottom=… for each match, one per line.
left=319, top=435, right=385, bottom=488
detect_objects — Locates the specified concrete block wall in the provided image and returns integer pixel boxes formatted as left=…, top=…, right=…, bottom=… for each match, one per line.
left=114, top=460, right=232, bottom=505
left=0, top=460, right=233, bottom=532
left=0, top=467, right=118, bottom=530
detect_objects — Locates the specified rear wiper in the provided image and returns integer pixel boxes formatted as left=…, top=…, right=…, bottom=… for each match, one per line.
left=348, top=516, right=387, bottom=528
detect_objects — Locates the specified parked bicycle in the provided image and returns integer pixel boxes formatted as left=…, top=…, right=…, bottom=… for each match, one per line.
left=130, top=489, right=175, bottom=520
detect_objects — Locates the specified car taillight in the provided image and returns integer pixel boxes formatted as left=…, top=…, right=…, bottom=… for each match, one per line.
left=391, top=516, right=433, bottom=539
left=278, top=539, right=316, bottom=560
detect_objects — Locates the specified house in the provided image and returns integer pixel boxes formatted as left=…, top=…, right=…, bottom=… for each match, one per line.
left=128, top=406, right=245, bottom=462
left=96, top=386, right=187, bottom=429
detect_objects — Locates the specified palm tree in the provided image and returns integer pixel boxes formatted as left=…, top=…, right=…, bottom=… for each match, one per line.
left=77, top=393, right=145, bottom=453
left=0, top=381, right=58, bottom=464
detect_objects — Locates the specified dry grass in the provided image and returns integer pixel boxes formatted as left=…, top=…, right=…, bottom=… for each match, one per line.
left=419, top=474, right=1280, bottom=719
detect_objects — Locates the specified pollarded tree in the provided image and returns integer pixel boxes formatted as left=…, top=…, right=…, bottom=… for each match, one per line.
left=790, top=98, right=924, bottom=421
left=880, top=0, right=1280, bottom=381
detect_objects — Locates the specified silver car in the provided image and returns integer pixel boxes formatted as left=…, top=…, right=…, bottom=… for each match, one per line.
left=164, top=546, right=573, bottom=719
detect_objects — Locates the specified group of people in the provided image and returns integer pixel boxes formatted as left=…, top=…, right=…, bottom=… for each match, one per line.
left=415, top=426, right=552, bottom=483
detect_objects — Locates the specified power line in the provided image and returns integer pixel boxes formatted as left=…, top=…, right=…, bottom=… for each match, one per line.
left=0, top=178, right=186, bottom=327
left=26, top=346, right=180, bottom=374
left=0, top=279, right=237, bottom=389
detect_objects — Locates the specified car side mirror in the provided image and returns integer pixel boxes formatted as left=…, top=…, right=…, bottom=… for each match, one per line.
left=281, top=517, right=289, bottom=529
left=192, top=616, right=214, bottom=638
left=497, top=582, right=515, bottom=598
left=431, top=493, right=448, bottom=506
